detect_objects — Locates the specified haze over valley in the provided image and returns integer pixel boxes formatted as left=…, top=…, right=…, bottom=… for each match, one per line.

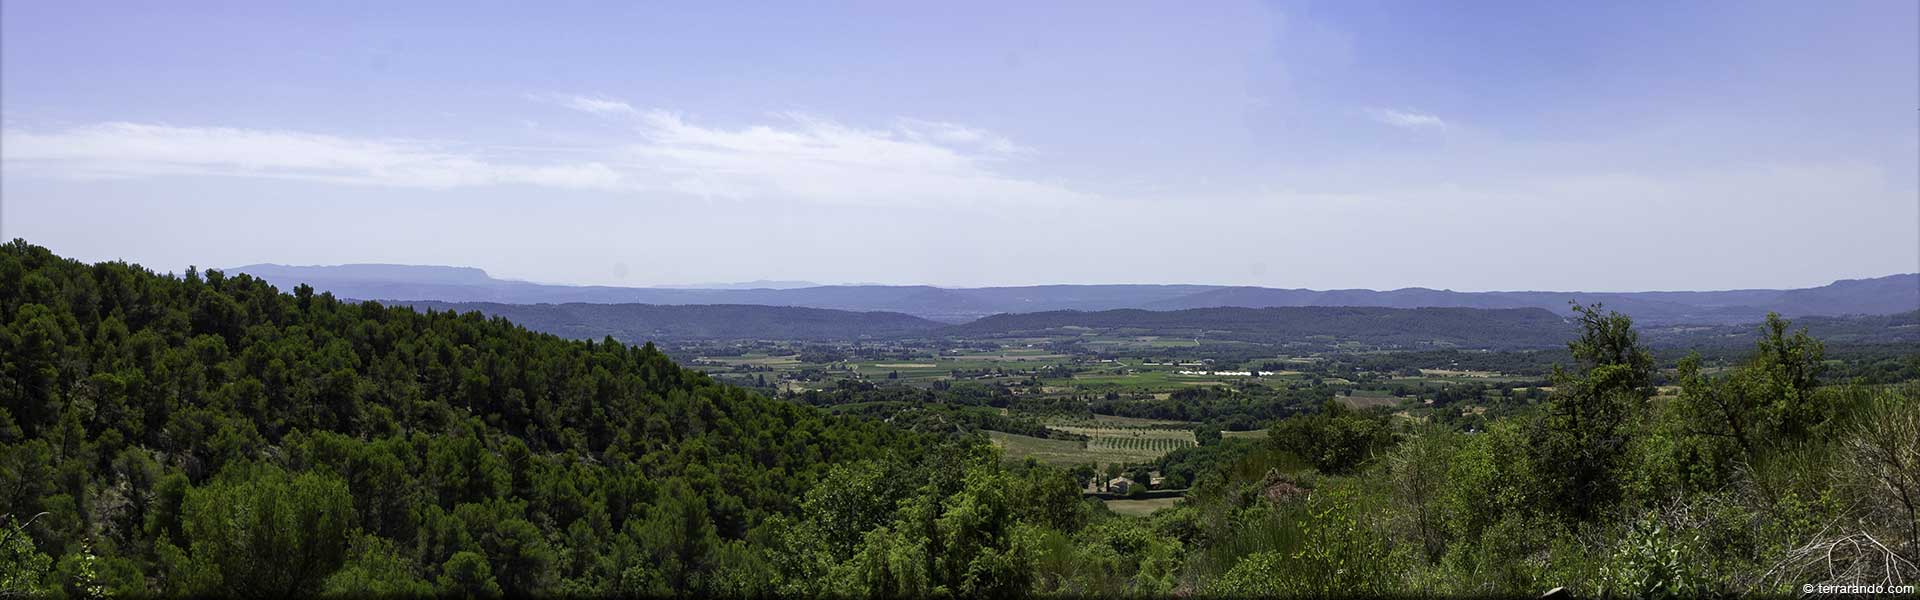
left=234, top=262, right=1916, bottom=326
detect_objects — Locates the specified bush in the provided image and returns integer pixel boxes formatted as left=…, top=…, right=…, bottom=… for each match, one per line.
left=323, top=534, right=432, bottom=596
left=1201, top=484, right=1394, bottom=596
left=176, top=464, right=354, bottom=597
left=1597, top=512, right=1710, bottom=599
left=437, top=551, right=502, bottom=598
left=0, top=514, right=52, bottom=596
left=1266, top=401, right=1396, bottom=475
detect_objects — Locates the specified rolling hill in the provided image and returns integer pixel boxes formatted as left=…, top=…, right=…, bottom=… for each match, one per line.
left=392, top=301, right=944, bottom=342
left=1637, top=310, right=1920, bottom=348
left=1141, top=275, right=1919, bottom=325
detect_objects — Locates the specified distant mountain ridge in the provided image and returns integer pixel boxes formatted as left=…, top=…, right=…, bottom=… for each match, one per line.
left=229, top=263, right=1917, bottom=325
left=1140, top=275, right=1919, bottom=325
left=393, top=301, right=943, bottom=341
left=650, top=280, right=822, bottom=290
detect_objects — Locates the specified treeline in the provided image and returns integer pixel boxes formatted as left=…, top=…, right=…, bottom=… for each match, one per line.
left=789, top=380, right=1062, bottom=439
left=1310, top=348, right=1573, bottom=378
left=943, top=306, right=1578, bottom=349
left=1092, top=384, right=1328, bottom=429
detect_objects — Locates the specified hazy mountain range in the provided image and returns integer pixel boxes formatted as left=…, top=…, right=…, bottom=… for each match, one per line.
left=392, top=301, right=939, bottom=341
left=648, top=280, right=822, bottom=290
left=230, top=263, right=1918, bottom=326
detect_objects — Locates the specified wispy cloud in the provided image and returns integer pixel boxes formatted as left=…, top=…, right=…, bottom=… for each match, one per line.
left=1365, top=107, right=1449, bottom=130
left=548, top=94, right=638, bottom=116
left=614, top=110, right=1074, bottom=204
left=0, top=106, right=1081, bottom=206
left=0, top=122, right=625, bottom=190
left=893, top=118, right=1027, bottom=155
left=524, top=92, right=639, bottom=116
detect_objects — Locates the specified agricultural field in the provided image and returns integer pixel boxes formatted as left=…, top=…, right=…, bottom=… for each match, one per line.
left=1385, top=371, right=1536, bottom=385
left=1086, top=436, right=1194, bottom=453
left=679, top=337, right=1547, bottom=452
left=1052, top=362, right=1312, bottom=393
left=1080, top=335, right=1202, bottom=349
left=1102, top=497, right=1184, bottom=517
left=988, top=415, right=1220, bottom=468
left=681, top=337, right=1440, bottom=393
left=1337, top=390, right=1403, bottom=410
left=694, top=354, right=804, bottom=368
left=984, top=431, right=1166, bottom=467
left=1047, top=414, right=1194, bottom=428
left=1417, top=368, right=1502, bottom=378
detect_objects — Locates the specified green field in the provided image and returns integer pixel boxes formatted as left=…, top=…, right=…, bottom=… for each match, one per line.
left=984, top=431, right=1162, bottom=467
left=1102, top=496, right=1183, bottom=516
left=1060, top=426, right=1196, bottom=453
left=690, top=341, right=1536, bottom=450
left=986, top=430, right=1195, bottom=467
left=988, top=416, right=1220, bottom=467
left=1337, top=390, right=1403, bottom=410
left=691, top=343, right=1493, bottom=407
left=699, top=354, right=803, bottom=367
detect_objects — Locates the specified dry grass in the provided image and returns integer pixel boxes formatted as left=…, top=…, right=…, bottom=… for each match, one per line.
left=1338, top=394, right=1400, bottom=410
left=1104, top=497, right=1183, bottom=517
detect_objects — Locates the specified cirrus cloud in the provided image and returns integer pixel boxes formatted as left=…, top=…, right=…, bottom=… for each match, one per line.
left=1, top=105, right=1083, bottom=207
left=1364, top=107, right=1449, bottom=130
left=0, top=122, right=626, bottom=190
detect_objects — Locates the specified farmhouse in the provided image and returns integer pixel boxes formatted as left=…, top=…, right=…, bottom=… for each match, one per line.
left=1107, top=476, right=1137, bottom=494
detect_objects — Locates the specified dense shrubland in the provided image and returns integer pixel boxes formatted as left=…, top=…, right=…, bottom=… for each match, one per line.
left=1146, top=306, right=1920, bottom=596
left=1, top=239, right=1914, bottom=597
left=0, top=240, right=919, bottom=596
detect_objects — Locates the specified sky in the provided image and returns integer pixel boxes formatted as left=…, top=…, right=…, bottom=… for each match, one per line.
left=3, top=1, right=1916, bottom=291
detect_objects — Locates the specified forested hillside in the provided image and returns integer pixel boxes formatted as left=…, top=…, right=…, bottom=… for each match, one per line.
left=1141, top=274, right=1920, bottom=325
left=0, top=240, right=1084, bottom=596
left=1639, top=309, right=1920, bottom=347
left=392, top=301, right=943, bottom=342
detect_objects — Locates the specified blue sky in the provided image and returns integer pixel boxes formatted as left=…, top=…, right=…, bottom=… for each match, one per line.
left=3, top=1, right=1915, bottom=290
